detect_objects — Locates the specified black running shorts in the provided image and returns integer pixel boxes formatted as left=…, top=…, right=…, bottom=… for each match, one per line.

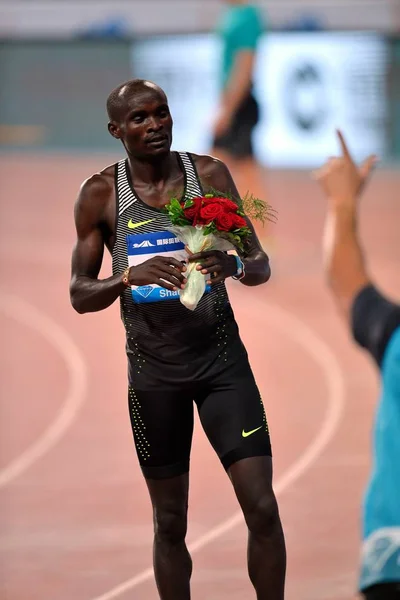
left=213, top=92, right=260, bottom=159
left=128, top=360, right=271, bottom=479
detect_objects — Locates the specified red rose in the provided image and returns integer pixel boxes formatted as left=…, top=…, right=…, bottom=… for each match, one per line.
left=199, top=202, right=224, bottom=224
left=203, top=197, right=238, bottom=212
left=215, top=212, right=236, bottom=232
left=183, top=197, right=202, bottom=221
left=232, top=214, right=247, bottom=229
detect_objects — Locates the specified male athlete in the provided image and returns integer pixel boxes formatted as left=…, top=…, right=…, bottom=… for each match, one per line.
left=314, top=131, right=400, bottom=599
left=70, top=79, right=286, bottom=600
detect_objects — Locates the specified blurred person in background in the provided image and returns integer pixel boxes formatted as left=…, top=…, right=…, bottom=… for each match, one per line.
left=212, top=0, right=264, bottom=166
left=212, top=1, right=274, bottom=253
left=314, top=131, right=400, bottom=600
left=70, top=79, right=286, bottom=600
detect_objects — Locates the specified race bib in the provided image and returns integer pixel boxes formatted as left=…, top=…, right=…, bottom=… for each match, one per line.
left=126, top=230, right=210, bottom=304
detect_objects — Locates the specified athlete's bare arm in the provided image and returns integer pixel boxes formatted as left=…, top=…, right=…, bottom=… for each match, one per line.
left=194, top=155, right=271, bottom=287
left=70, top=170, right=187, bottom=314
left=70, top=172, right=127, bottom=314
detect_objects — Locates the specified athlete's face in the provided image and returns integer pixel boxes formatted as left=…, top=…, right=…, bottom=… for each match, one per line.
left=109, top=89, right=173, bottom=158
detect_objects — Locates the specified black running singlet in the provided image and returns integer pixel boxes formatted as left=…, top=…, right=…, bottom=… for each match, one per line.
left=111, top=152, right=247, bottom=389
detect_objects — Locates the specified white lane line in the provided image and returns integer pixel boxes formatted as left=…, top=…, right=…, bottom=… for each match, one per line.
left=0, top=292, right=88, bottom=488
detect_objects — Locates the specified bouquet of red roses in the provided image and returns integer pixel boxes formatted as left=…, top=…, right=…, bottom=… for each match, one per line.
left=164, top=190, right=275, bottom=310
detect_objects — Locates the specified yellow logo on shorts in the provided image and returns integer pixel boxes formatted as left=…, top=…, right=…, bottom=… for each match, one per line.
left=242, top=426, right=263, bottom=438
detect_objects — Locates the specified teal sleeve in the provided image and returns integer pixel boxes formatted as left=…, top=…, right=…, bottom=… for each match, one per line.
left=235, top=7, right=263, bottom=51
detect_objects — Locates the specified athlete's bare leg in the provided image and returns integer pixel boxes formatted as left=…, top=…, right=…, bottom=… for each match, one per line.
left=146, top=473, right=192, bottom=600
left=229, top=456, right=286, bottom=599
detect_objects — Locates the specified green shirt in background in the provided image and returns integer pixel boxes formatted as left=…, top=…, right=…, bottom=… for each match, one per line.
left=217, top=3, right=264, bottom=89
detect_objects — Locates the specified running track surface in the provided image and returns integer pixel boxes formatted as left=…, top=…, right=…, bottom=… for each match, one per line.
left=1, top=154, right=399, bottom=600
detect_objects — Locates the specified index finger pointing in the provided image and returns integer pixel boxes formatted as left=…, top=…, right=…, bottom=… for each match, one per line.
left=336, top=129, right=352, bottom=160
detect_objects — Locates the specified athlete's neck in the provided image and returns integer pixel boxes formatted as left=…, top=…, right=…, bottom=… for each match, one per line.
left=127, top=153, right=176, bottom=187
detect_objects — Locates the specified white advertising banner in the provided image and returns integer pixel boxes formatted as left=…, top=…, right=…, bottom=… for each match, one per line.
left=131, top=32, right=389, bottom=168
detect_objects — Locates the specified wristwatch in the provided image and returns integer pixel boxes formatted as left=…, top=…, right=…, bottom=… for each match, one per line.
left=232, top=254, right=245, bottom=281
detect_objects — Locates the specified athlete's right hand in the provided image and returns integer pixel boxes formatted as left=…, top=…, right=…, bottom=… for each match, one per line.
left=127, top=256, right=187, bottom=291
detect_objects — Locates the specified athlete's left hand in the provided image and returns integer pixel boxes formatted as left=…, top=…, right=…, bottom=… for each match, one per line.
left=189, top=251, right=237, bottom=285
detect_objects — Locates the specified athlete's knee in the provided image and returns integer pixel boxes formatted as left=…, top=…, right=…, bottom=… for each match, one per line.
left=154, top=504, right=188, bottom=545
left=244, top=491, right=280, bottom=538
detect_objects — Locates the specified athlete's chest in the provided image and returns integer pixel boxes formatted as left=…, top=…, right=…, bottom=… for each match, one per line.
left=114, top=154, right=203, bottom=240
left=104, top=186, right=175, bottom=252
left=132, top=176, right=185, bottom=210
left=120, top=202, right=172, bottom=236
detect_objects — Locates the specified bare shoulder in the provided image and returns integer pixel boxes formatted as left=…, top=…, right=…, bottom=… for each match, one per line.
left=190, top=153, right=235, bottom=194
left=75, top=164, right=115, bottom=222
left=191, top=153, right=228, bottom=178
left=78, top=164, right=115, bottom=205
